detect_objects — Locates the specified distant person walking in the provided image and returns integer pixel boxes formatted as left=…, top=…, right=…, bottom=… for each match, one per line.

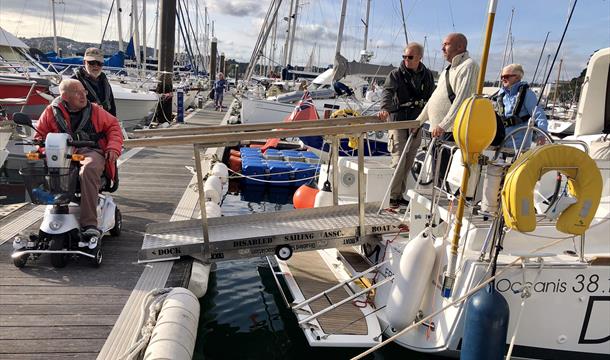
left=72, top=47, right=116, bottom=117
left=378, top=42, right=435, bottom=208
left=214, top=72, right=226, bottom=111
left=493, top=63, right=547, bottom=149
left=415, top=33, right=479, bottom=188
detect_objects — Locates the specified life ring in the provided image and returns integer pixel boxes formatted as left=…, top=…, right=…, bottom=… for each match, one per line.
left=330, top=109, right=360, bottom=148
left=501, top=144, right=602, bottom=235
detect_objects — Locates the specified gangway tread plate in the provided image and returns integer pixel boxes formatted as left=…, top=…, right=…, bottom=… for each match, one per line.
left=140, top=203, right=402, bottom=262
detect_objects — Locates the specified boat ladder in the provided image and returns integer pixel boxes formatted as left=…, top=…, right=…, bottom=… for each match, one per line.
left=271, top=258, right=394, bottom=327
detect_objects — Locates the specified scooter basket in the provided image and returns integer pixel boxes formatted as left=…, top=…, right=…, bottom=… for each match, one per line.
left=20, top=166, right=78, bottom=205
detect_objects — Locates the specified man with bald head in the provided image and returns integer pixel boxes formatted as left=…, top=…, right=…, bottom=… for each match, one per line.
left=35, top=79, right=123, bottom=237
left=415, top=32, right=479, bottom=188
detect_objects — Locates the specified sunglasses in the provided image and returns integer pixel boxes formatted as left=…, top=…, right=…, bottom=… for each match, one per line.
left=402, top=55, right=415, bottom=60
left=87, top=60, right=103, bottom=67
left=501, top=74, right=517, bottom=80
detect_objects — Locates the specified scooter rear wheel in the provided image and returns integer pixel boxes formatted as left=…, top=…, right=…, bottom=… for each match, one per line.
left=110, top=208, right=122, bottom=237
left=49, top=236, right=67, bottom=268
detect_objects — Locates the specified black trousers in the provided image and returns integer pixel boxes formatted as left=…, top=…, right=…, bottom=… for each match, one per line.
left=433, top=132, right=455, bottom=190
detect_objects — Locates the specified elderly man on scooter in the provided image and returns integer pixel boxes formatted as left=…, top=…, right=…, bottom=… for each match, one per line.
left=35, top=79, right=123, bottom=238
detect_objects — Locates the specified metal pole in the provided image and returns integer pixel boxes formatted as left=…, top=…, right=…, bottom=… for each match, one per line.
left=331, top=136, right=339, bottom=206
left=117, top=0, right=124, bottom=52
left=153, top=0, right=159, bottom=59
left=357, top=133, right=366, bottom=238
left=363, top=0, right=371, bottom=51
left=531, top=31, right=550, bottom=84
left=442, top=0, right=498, bottom=299
left=497, top=7, right=515, bottom=86
left=132, top=0, right=141, bottom=67
left=193, top=144, right=210, bottom=259
left=51, top=0, right=59, bottom=53
left=210, top=37, right=217, bottom=81
left=475, top=0, right=497, bottom=95
left=287, top=0, right=299, bottom=67
left=283, top=0, right=295, bottom=66
left=155, top=0, right=176, bottom=124
left=142, top=0, right=147, bottom=62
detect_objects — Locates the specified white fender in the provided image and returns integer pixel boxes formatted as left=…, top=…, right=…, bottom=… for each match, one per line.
left=203, top=175, right=222, bottom=204
left=205, top=201, right=222, bottom=218
left=144, top=288, right=200, bottom=360
left=385, top=229, right=436, bottom=331
left=211, top=162, right=229, bottom=184
left=313, top=190, right=333, bottom=207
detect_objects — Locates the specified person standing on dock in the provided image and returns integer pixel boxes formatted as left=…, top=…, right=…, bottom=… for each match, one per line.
left=72, top=47, right=117, bottom=117
left=214, top=72, right=227, bottom=111
left=415, top=33, right=479, bottom=190
left=35, top=79, right=123, bottom=237
left=492, top=63, right=547, bottom=149
left=378, top=42, right=435, bottom=208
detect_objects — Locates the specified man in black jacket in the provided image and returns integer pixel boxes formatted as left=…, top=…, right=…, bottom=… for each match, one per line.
left=72, top=47, right=117, bottom=117
left=378, top=42, right=435, bottom=207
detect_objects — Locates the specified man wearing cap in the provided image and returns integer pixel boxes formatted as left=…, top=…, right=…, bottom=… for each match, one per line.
left=72, top=47, right=117, bottom=117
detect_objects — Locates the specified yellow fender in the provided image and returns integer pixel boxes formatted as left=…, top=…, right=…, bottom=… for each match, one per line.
left=501, top=144, right=602, bottom=235
left=330, top=109, right=360, bottom=149
left=453, top=95, right=497, bottom=163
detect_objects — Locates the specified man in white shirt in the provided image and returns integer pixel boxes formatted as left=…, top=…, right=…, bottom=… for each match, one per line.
left=415, top=33, right=479, bottom=188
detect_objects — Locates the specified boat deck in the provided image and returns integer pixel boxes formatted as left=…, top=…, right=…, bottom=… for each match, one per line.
left=0, top=98, right=229, bottom=359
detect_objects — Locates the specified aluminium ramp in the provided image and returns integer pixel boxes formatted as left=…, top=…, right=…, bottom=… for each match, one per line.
left=140, top=203, right=403, bottom=262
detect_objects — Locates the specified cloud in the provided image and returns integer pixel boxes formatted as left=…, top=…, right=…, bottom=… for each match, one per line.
left=207, top=0, right=268, bottom=18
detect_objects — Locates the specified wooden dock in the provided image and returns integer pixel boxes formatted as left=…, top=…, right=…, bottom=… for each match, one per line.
left=0, top=96, right=231, bottom=359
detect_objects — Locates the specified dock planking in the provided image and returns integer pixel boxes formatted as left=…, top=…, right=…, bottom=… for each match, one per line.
left=0, top=143, right=203, bottom=357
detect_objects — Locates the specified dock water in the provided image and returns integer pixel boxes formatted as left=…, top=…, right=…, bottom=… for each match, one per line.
left=0, top=96, right=232, bottom=359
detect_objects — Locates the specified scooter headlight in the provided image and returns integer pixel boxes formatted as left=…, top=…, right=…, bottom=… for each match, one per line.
left=49, top=220, right=62, bottom=230
left=89, top=236, right=98, bottom=249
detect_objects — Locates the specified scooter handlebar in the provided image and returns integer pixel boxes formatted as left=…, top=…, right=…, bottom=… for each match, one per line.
left=68, top=140, right=98, bottom=148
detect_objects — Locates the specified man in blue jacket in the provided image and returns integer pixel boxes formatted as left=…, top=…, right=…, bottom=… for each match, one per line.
left=494, top=63, right=547, bottom=149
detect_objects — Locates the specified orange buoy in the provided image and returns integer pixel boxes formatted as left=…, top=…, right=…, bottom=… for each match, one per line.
left=293, top=184, right=319, bottom=209
left=228, top=155, right=242, bottom=173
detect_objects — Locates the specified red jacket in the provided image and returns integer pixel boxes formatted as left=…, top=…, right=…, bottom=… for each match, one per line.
left=35, top=100, right=124, bottom=180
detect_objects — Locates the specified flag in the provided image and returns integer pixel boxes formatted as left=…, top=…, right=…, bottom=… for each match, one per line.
left=264, top=91, right=319, bottom=151
left=284, top=90, right=319, bottom=122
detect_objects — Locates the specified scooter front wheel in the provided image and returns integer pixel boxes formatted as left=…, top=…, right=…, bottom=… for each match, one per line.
left=91, top=245, right=103, bottom=267
left=49, top=236, right=68, bottom=268
left=13, top=254, right=28, bottom=268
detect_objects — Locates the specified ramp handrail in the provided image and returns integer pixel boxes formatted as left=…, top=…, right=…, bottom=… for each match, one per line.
left=130, top=115, right=383, bottom=137
left=123, top=119, right=419, bottom=147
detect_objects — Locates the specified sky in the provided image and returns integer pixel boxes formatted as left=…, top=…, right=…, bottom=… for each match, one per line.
left=1, top=0, right=609, bottom=82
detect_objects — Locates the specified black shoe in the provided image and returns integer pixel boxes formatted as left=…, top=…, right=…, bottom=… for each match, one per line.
left=389, top=197, right=409, bottom=208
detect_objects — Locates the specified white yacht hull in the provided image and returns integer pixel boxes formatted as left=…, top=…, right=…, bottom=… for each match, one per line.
left=114, top=95, right=158, bottom=130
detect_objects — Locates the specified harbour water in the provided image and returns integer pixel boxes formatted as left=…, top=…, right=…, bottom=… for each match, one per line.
left=193, top=187, right=443, bottom=359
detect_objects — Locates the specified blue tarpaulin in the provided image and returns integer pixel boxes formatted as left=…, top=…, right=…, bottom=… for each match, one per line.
left=44, top=51, right=125, bottom=68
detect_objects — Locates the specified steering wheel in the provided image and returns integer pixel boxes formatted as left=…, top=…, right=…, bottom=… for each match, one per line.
left=493, top=126, right=562, bottom=215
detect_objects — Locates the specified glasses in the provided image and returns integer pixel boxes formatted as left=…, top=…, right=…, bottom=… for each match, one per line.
left=87, top=60, right=103, bottom=67
left=501, top=74, right=517, bottom=80
left=402, top=55, right=415, bottom=60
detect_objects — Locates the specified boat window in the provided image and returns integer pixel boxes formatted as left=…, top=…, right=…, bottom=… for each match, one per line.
left=0, top=46, right=29, bottom=73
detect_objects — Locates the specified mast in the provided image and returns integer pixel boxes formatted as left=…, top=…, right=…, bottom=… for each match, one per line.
left=283, top=0, right=295, bottom=66
left=498, top=7, right=515, bottom=86
left=153, top=0, right=159, bottom=59
left=399, top=0, right=408, bottom=44
left=156, top=0, right=176, bottom=124
left=142, top=0, right=147, bottom=60
left=552, top=58, right=563, bottom=110
left=51, top=0, right=59, bottom=53
left=286, top=0, right=299, bottom=67
left=531, top=31, right=550, bottom=84
left=117, top=0, right=124, bottom=52
left=360, top=0, right=372, bottom=63
left=335, top=0, right=348, bottom=56
left=132, top=0, right=141, bottom=67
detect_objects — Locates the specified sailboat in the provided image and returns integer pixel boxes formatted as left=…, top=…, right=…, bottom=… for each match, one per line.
left=270, top=1, right=610, bottom=357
